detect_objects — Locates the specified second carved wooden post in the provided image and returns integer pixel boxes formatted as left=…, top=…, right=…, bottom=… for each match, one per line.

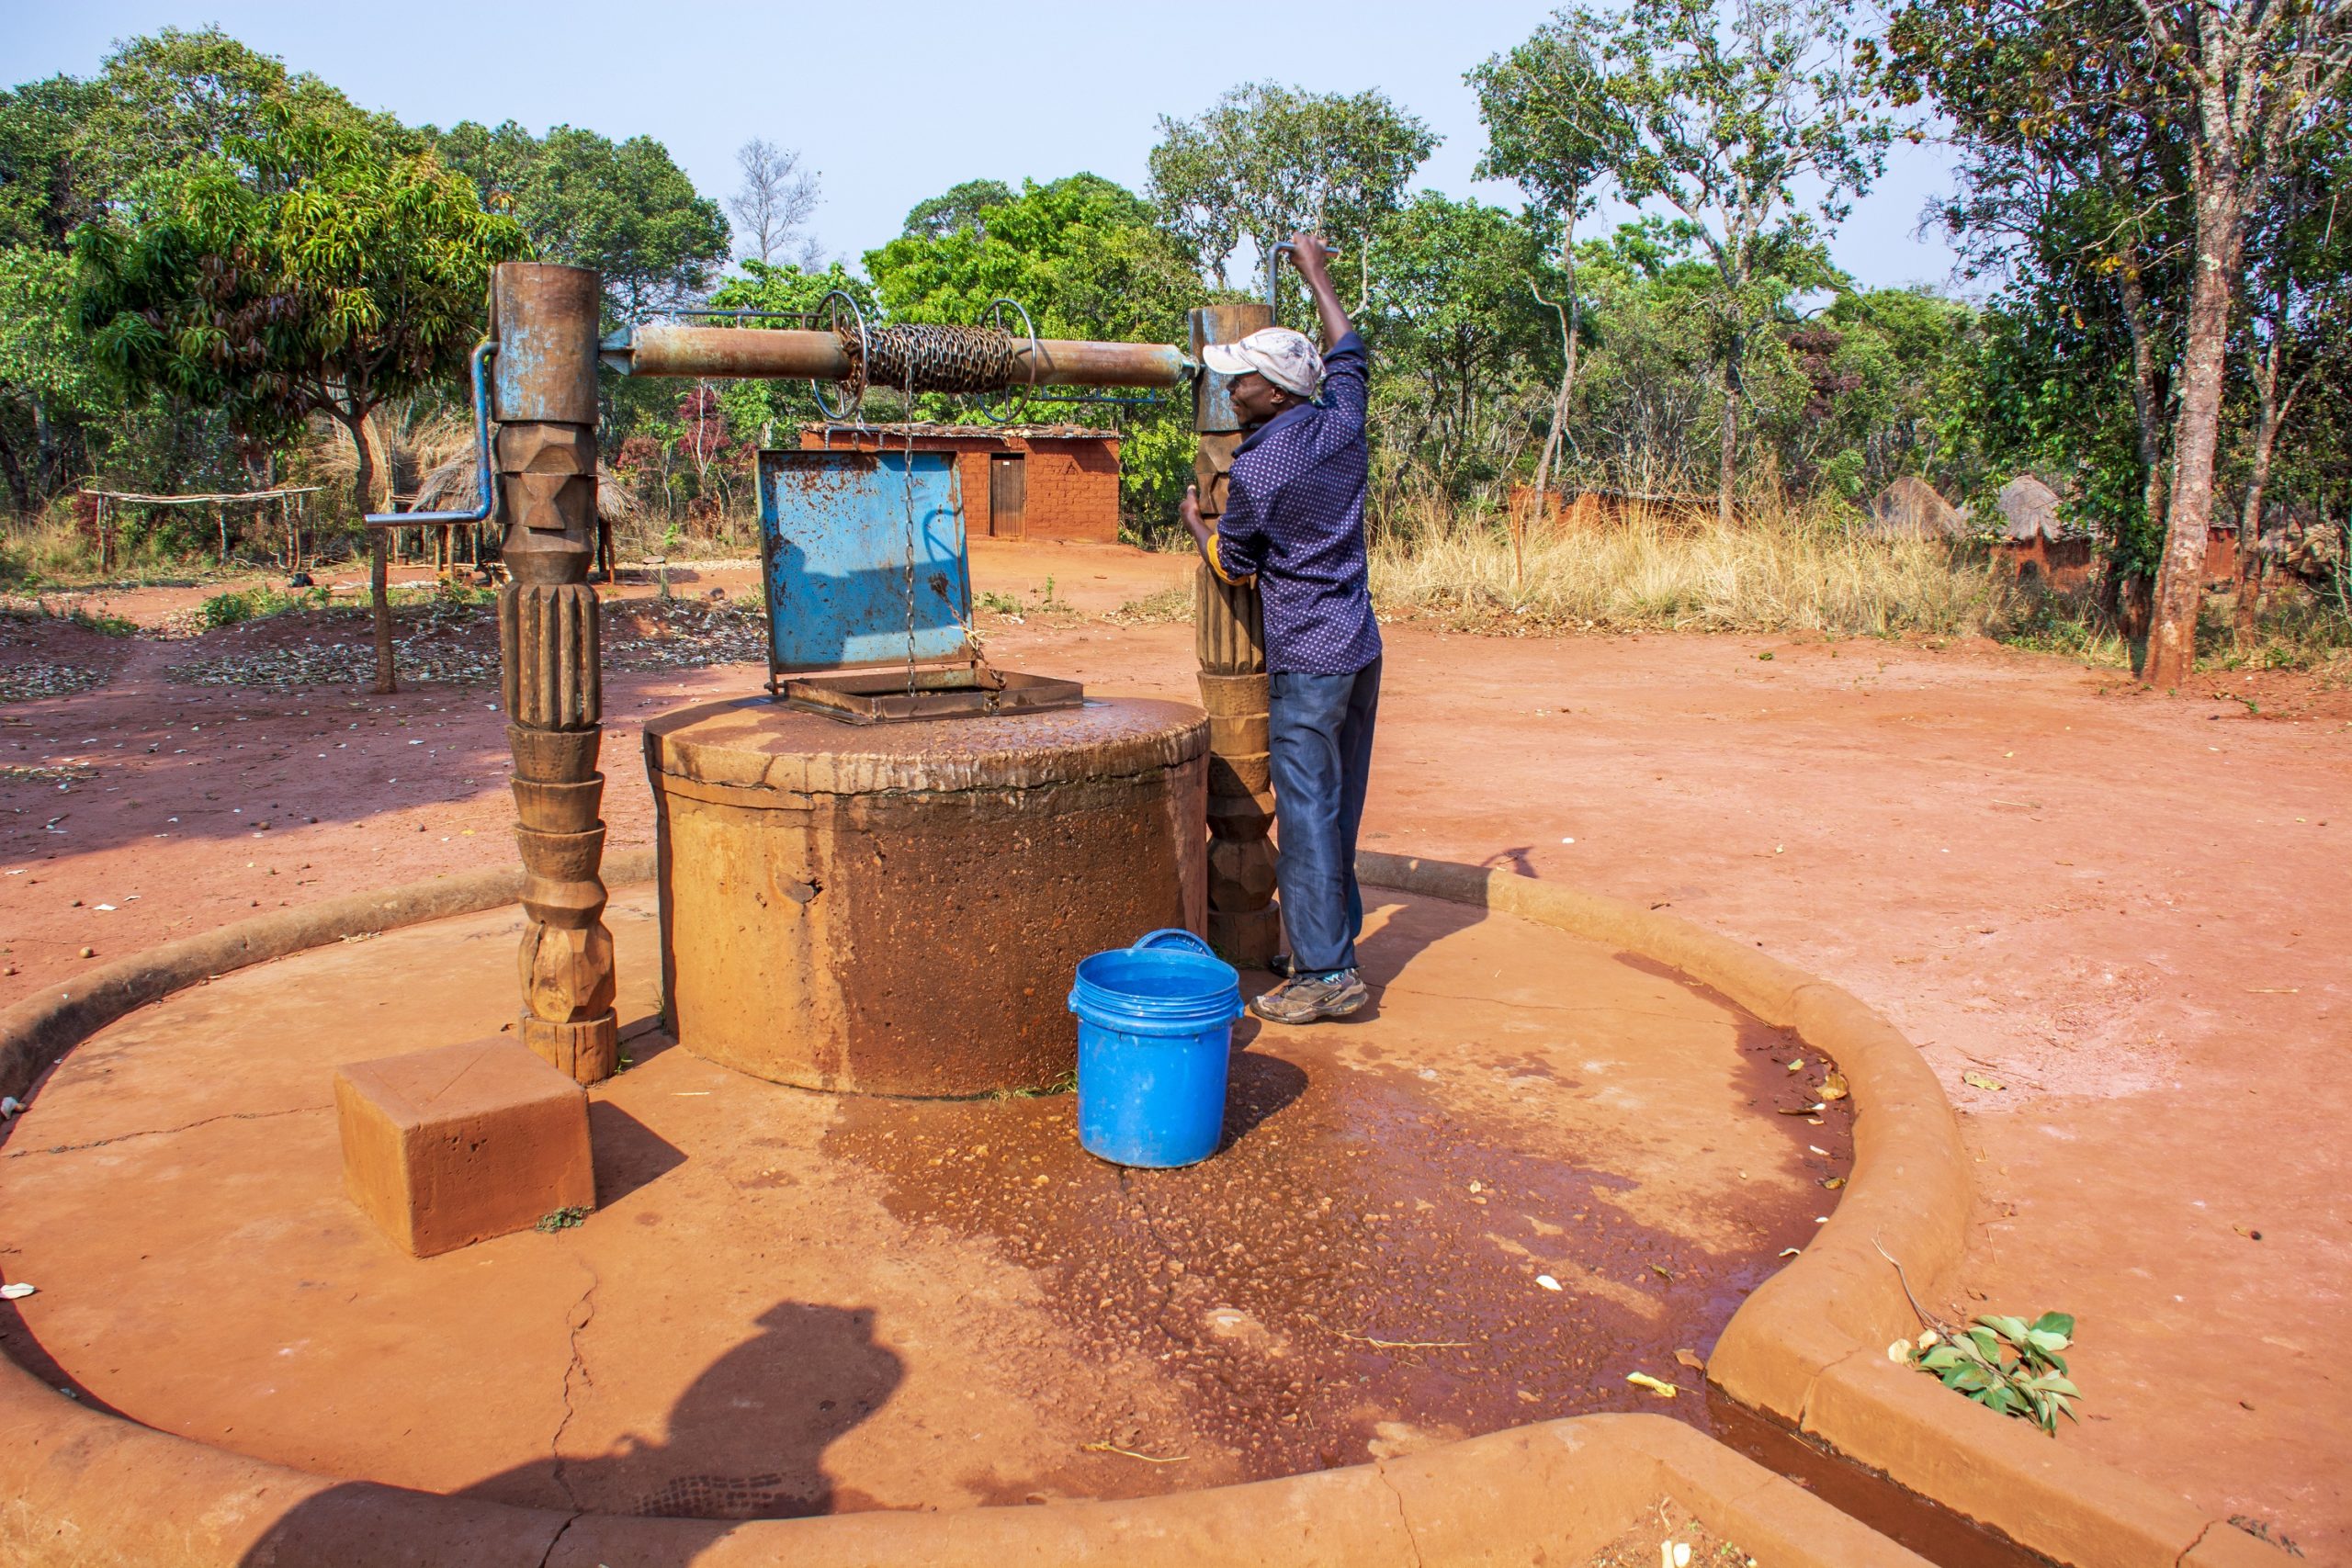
left=1189, top=303, right=1282, bottom=967
left=492, top=263, right=616, bottom=1084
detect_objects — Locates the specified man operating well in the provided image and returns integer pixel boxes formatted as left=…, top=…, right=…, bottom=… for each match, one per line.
left=1181, top=232, right=1381, bottom=1026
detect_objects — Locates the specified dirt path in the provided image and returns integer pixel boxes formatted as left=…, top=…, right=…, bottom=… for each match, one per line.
left=3, top=542, right=2346, bottom=1554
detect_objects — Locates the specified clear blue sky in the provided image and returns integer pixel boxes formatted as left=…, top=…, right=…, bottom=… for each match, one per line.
left=4, top=0, right=1962, bottom=291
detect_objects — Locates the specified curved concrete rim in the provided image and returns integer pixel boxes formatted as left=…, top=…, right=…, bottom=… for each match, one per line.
left=0, top=850, right=2217, bottom=1565
left=643, top=694, right=1211, bottom=796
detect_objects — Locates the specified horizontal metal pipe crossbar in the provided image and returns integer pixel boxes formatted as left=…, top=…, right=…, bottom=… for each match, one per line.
left=606, top=324, right=1193, bottom=389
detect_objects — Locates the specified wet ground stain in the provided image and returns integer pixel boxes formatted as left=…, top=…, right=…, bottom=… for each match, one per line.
left=823, top=1010, right=1849, bottom=1489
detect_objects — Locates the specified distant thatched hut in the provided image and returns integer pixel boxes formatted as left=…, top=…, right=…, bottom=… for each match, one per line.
left=1993, top=475, right=2094, bottom=588
left=1861, top=475, right=1966, bottom=538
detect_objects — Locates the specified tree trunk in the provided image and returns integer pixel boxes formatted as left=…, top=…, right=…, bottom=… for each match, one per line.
left=2144, top=171, right=2246, bottom=689
left=2233, top=350, right=2290, bottom=645
left=2118, top=271, right=2167, bottom=523
left=0, top=424, right=32, bottom=516
left=346, top=412, right=396, bottom=694
left=1716, top=352, right=1740, bottom=532
left=2113, top=269, right=2168, bottom=664
left=30, top=389, right=57, bottom=502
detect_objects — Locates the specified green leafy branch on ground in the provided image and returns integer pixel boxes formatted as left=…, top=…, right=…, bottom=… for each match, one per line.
left=1890, top=1312, right=2080, bottom=1435
left=1878, top=1238, right=2080, bottom=1435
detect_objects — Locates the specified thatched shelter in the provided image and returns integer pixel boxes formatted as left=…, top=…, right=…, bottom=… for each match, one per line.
left=1861, top=475, right=1966, bottom=538
left=1996, top=474, right=2071, bottom=542
left=1990, top=476, right=2093, bottom=589
left=409, top=457, right=643, bottom=526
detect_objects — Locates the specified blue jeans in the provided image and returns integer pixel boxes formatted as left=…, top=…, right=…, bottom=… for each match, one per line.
left=1268, top=659, right=1382, bottom=974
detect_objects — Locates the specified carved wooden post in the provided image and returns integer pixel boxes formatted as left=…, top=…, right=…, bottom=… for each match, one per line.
left=1190, top=303, right=1282, bottom=967
left=492, top=263, right=616, bottom=1083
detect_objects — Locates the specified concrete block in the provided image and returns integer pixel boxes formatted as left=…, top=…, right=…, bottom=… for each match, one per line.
left=335, top=1038, right=594, bottom=1258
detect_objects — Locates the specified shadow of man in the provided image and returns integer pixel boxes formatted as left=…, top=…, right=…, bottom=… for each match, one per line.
left=234, top=1298, right=902, bottom=1562
left=485, top=1300, right=903, bottom=1520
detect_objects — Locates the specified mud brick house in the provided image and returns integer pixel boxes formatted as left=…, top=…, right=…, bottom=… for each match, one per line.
left=798, top=423, right=1121, bottom=543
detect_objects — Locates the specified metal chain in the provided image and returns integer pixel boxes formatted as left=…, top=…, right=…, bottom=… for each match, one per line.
left=901, top=357, right=920, bottom=693
left=838, top=322, right=1020, bottom=400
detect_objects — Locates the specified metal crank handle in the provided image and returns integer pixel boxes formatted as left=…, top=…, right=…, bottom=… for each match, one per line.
left=1265, top=242, right=1345, bottom=318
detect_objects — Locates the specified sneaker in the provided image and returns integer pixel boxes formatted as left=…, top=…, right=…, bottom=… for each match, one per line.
left=1265, top=953, right=1295, bottom=979
left=1249, top=968, right=1369, bottom=1024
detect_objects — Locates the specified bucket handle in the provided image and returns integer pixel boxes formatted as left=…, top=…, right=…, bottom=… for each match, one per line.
left=1133, top=928, right=1216, bottom=959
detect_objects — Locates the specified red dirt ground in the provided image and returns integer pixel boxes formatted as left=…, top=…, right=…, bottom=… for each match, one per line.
left=0, top=886, right=1840, bottom=1513
left=3, top=539, right=2347, bottom=1555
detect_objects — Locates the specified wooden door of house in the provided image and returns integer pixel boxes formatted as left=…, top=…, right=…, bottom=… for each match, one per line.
left=989, top=453, right=1026, bottom=538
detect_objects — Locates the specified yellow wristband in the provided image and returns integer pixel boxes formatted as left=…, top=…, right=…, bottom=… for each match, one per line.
left=1205, top=533, right=1257, bottom=588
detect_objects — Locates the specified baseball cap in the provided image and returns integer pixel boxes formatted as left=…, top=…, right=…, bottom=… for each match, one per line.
left=1202, top=327, right=1323, bottom=399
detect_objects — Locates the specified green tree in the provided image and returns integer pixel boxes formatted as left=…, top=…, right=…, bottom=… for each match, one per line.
left=866, top=174, right=1212, bottom=530
left=901, top=179, right=1015, bottom=242
left=701, top=258, right=881, bottom=453
left=1148, top=83, right=1437, bottom=288
left=1896, top=0, right=2352, bottom=683
left=1523, top=0, right=1893, bottom=525
left=0, top=28, right=390, bottom=517
left=0, top=74, right=107, bottom=250
left=1471, top=27, right=1630, bottom=506
left=71, top=26, right=391, bottom=201
left=0, top=246, right=113, bottom=512
left=1361, top=194, right=1557, bottom=497
left=432, top=119, right=728, bottom=321
left=1812, top=285, right=1981, bottom=499
left=1891, top=0, right=2191, bottom=636
left=76, top=103, right=526, bottom=689
left=2225, top=119, right=2352, bottom=637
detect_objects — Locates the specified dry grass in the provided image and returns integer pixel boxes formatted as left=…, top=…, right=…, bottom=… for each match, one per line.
left=0, top=516, right=104, bottom=586
left=1108, top=582, right=1193, bottom=625
left=1368, top=498, right=2066, bottom=644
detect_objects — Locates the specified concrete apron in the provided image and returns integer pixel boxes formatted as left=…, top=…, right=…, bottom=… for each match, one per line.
left=0, top=852, right=2248, bottom=1568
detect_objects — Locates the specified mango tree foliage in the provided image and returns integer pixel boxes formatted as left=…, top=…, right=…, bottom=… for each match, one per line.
left=431, top=118, right=729, bottom=322
left=0, top=28, right=390, bottom=514
left=0, top=75, right=108, bottom=250
left=1148, top=83, right=1437, bottom=287
left=75, top=104, right=526, bottom=689
left=71, top=26, right=393, bottom=203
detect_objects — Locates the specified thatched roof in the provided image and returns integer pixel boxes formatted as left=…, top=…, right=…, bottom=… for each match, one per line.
left=1996, top=475, right=2073, bottom=542
left=1862, top=475, right=1967, bottom=538
left=410, top=456, right=643, bottom=525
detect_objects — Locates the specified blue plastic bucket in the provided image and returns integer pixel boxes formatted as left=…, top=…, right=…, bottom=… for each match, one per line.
left=1069, top=929, right=1244, bottom=1168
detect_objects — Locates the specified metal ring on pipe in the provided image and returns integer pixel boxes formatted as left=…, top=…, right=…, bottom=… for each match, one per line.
left=811, top=289, right=869, bottom=426
left=974, top=297, right=1040, bottom=424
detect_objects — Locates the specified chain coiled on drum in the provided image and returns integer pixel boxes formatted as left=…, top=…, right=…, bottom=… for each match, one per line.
left=834, top=322, right=1020, bottom=400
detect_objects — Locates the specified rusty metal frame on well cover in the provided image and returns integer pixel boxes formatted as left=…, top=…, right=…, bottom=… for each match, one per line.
left=754, top=446, right=1083, bottom=724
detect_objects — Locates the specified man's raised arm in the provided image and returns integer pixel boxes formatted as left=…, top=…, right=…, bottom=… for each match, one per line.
left=1287, top=232, right=1352, bottom=345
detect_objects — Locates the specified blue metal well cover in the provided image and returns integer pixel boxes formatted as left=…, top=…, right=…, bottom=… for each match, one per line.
left=757, top=448, right=974, bottom=675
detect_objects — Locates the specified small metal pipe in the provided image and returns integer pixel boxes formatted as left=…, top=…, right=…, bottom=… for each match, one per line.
left=1263, top=241, right=1343, bottom=322
left=607, top=324, right=1193, bottom=389
left=364, top=340, right=495, bottom=528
